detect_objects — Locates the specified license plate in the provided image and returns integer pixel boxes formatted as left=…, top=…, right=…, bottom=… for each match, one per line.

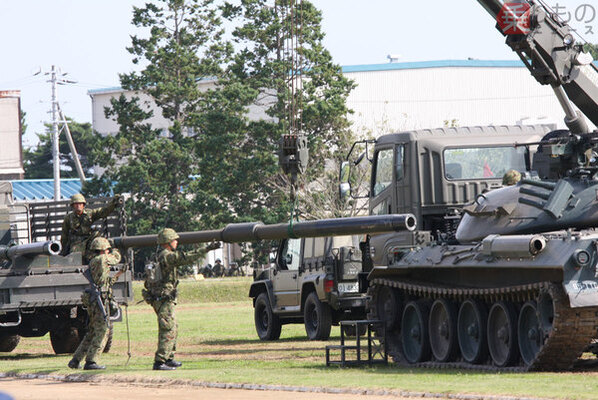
left=338, top=282, right=359, bottom=293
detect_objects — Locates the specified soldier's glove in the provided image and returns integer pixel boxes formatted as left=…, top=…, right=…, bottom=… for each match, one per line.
left=206, top=241, right=221, bottom=251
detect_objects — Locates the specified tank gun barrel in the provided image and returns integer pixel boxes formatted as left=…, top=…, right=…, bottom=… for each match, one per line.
left=113, top=214, right=417, bottom=249
left=0, top=240, right=62, bottom=262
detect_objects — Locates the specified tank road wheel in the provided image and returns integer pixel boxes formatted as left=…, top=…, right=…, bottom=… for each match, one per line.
left=376, top=286, right=401, bottom=331
left=50, top=326, right=82, bottom=354
left=518, top=301, right=542, bottom=366
left=401, top=300, right=431, bottom=363
left=304, top=292, right=332, bottom=340
left=487, top=301, right=518, bottom=367
left=0, top=334, right=20, bottom=352
left=457, top=299, right=488, bottom=364
left=254, top=292, right=282, bottom=341
left=428, top=298, right=458, bottom=362
left=537, top=291, right=554, bottom=338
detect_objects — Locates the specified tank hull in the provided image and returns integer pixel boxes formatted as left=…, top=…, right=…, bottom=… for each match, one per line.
left=366, top=231, right=598, bottom=370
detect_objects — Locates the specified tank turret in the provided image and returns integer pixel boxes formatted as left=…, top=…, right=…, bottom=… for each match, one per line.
left=456, top=130, right=598, bottom=243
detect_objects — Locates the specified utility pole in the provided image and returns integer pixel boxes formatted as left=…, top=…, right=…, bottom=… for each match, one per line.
left=50, top=65, right=60, bottom=200
left=45, top=66, right=80, bottom=200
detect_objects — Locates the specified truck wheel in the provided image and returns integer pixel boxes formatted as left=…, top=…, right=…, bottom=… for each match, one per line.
left=304, top=292, right=332, bottom=340
left=0, top=334, right=20, bottom=352
left=50, top=326, right=82, bottom=354
left=254, top=292, right=282, bottom=340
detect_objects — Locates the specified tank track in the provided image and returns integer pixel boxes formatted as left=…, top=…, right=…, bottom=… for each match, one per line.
left=367, top=278, right=598, bottom=371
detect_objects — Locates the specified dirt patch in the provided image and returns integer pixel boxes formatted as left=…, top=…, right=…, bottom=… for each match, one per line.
left=0, top=377, right=412, bottom=400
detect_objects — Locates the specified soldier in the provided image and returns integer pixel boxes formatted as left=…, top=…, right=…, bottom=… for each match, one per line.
left=213, top=258, right=224, bottom=277
left=60, top=193, right=121, bottom=261
left=502, top=169, right=521, bottom=186
left=145, top=228, right=217, bottom=370
left=68, top=237, right=123, bottom=370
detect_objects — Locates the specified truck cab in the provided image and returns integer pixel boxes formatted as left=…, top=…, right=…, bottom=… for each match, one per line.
left=343, top=124, right=556, bottom=265
left=250, top=234, right=367, bottom=340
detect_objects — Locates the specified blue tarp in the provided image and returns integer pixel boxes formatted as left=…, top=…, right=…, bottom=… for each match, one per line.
left=10, top=179, right=83, bottom=201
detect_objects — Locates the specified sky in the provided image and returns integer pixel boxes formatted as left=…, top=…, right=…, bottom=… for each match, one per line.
left=0, top=0, right=595, bottom=148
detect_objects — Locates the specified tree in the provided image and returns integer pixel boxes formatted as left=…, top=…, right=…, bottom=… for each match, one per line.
left=23, top=119, right=96, bottom=179
left=209, top=0, right=356, bottom=222
left=86, top=0, right=231, bottom=240
left=583, top=43, right=598, bottom=60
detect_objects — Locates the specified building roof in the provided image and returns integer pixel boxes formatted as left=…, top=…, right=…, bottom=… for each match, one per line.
left=10, top=178, right=83, bottom=202
left=88, top=60, right=529, bottom=96
left=341, top=59, right=527, bottom=73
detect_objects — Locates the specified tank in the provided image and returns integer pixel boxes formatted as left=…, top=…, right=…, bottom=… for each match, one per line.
left=365, top=131, right=598, bottom=371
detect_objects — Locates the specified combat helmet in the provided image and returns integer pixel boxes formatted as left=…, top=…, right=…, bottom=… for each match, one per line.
left=502, top=169, right=521, bottom=186
left=158, top=228, right=179, bottom=244
left=70, top=193, right=86, bottom=205
left=90, top=237, right=111, bottom=251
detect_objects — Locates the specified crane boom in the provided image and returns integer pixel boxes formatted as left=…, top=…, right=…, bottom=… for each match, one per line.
left=477, top=0, right=598, bottom=132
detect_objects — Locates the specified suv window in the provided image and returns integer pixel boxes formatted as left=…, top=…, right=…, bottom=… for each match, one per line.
left=280, top=238, right=302, bottom=271
left=313, top=238, right=326, bottom=258
left=303, top=238, right=314, bottom=259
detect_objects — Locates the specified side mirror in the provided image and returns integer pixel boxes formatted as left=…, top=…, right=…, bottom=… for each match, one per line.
left=339, top=161, right=351, bottom=201
left=339, top=182, right=351, bottom=201
left=285, top=253, right=293, bottom=265
left=354, top=151, right=366, bottom=166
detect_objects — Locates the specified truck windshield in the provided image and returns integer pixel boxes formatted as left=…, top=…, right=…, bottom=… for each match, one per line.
left=443, top=146, right=527, bottom=180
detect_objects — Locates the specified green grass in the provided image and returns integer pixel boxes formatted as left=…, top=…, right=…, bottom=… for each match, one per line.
left=3, top=279, right=598, bottom=399
left=132, top=277, right=253, bottom=303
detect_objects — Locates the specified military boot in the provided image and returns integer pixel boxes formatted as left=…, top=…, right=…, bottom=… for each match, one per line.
left=165, top=359, right=182, bottom=368
left=83, top=361, right=106, bottom=370
left=68, top=358, right=80, bottom=369
left=153, top=361, right=176, bottom=370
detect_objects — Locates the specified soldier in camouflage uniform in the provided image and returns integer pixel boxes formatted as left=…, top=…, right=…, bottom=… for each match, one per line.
left=68, top=237, right=123, bottom=370
left=502, top=169, right=521, bottom=186
left=146, top=228, right=213, bottom=370
left=60, top=193, right=121, bottom=261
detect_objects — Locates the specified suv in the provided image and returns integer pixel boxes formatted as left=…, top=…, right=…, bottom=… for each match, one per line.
left=249, top=235, right=367, bottom=340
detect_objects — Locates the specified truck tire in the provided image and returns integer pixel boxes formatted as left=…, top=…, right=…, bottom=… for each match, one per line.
left=254, top=292, right=282, bottom=340
left=0, top=334, right=20, bottom=352
left=304, top=292, right=332, bottom=340
left=50, top=326, right=82, bottom=354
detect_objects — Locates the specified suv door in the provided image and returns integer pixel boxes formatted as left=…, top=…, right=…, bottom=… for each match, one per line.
left=273, top=238, right=302, bottom=309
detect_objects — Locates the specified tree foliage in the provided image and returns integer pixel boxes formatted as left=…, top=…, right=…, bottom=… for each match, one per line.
left=219, top=0, right=356, bottom=220
left=86, top=0, right=231, bottom=238
left=87, top=0, right=357, bottom=267
left=583, top=43, right=598, bottom=60
left=23, top=119, right=96, bottom=179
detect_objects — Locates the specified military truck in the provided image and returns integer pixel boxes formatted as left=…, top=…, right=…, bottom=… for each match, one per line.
left=252, top=235, right=367, bottom=340
left=341, top=124, right=555, bottom=265
left=0, top=182, right=132, bottom=354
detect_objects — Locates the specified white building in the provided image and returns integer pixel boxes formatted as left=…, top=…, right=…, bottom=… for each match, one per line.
left=88, top=59, right=593, bottom=137
left=0, top=90, right=24, bottom=179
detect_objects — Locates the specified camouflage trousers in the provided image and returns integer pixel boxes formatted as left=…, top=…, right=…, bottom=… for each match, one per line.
left=72, top=299, right=108, bottom=363
left=151, top=298, right=177, bottom=363
left=70, top=240, right=91, bottom=263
